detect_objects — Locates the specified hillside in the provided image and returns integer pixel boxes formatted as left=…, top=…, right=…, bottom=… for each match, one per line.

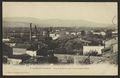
left=3, top=17, right=116, bottom=28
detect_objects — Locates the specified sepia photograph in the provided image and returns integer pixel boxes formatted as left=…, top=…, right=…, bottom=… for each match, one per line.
left=2, top=2, right=118, bottom=75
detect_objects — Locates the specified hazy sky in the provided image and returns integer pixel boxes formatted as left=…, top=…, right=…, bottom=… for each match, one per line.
left=3, top=2, right=117, bottom=24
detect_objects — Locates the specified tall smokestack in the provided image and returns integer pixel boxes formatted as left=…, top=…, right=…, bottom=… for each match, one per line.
left=30, top=23, right=32, bottom=41
left=35, top=25, right=38, bottom=38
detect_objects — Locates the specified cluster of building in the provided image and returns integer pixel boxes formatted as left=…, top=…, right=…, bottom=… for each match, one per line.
left=2, top=23, right=118, bottom=64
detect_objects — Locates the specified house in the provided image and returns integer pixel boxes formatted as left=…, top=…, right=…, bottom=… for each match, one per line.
left=32, top=35, right=37, bottom=38
left=93, top=32, right=101, bottom=35
left=77, top=32, right=81, bottom=35
left=26, top=50, right=37, bottom=56
left=102, top=37, right=118, bottom=54
left=3, top=42, right=16, bottom=47
left=70, top=32, right=77, bottom=35
left=25, top=41, right=48, bottom=57
left=80, top=39, right=91, bottom=46
left=55, top=30, right=60, bottom=32
left=2, top=38, right=10, bottom=42
left=12, top=43, right=31, bottom=55
left=92, top=31, right=106, bottom=36
left=9, top=43, right=16, bottom=47
left=8, top=54, right=31, bottom=64
left=7, top=58, right=22, bottom=64
left=13, top=48, right=26, bottom=55
left=65, top=32, right=70, bottom=35
left=112, top=43, right=118, bottom=53
left=100, top=31, right=106, bottom=36
left=112, top=30, right=118, bottom=37
left=83, top=46, right=104, bottom=55
left=112, top=30, right=117, bottom=34
left=50, top=33, right=60, bottom=40
left=104, top=37, right=117, bottom=48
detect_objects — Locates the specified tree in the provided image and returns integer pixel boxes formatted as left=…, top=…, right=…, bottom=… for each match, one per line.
left=106, top=30, right=112, bottom=39
left=81, top=30, right=86, bottom=36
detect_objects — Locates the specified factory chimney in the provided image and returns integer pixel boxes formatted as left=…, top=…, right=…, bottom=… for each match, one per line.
left=30, top=23, right=32, bottom=41
left=35, top=25, right=38, bottom=38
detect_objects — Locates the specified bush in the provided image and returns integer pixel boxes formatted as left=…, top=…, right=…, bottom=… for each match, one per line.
left=109, top=52, right=118, bottom=64
left=3, top=56, right=8, bottom=64
left=85, top=50, right=98, bottom=56
left=67, top=57, right=74, bottom=63
left=48, top=56, right=58, bottom=63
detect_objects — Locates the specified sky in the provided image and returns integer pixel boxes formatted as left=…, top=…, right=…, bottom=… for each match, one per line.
left=3, top=2, right=118, bottom=24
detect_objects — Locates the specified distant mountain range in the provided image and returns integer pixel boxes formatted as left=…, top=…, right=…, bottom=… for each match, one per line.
left=3, top=17, right=116, bottom=28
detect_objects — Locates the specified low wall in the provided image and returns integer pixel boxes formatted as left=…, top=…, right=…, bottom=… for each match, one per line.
left=54, top=54, right=105, bottom=64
